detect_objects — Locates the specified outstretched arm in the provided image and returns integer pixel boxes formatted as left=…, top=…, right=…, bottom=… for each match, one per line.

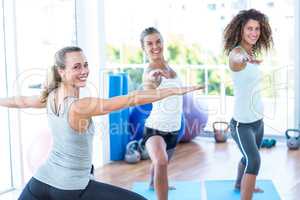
left=229, top=47, right=249, bottom=72
left=70, top=86, right=203, bottom=118
left=0, top=96, right=46, bottom=108
left=229, top=47, right=263, bottom=72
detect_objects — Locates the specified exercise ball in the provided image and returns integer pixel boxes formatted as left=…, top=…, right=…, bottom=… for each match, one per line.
left=180, top=93, right=208, bottom=142
left=177, top=115, right=185, bottom=142
left=128, top=104, right=152, bottom=141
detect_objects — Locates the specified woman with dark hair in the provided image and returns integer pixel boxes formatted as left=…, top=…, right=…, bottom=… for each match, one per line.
left=223, top=9, right=273, bottom=200
left=0, top=46, right=201, bottom=200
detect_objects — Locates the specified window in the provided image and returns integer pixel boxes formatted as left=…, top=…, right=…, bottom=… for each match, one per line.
left=104, top=0, right=296, bottom=136
left=14, top=0, right=77, bottom=181
left=249, top=0, right=295, bottom=134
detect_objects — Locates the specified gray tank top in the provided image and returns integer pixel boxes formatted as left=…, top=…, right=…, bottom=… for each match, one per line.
left=34, top=94, right=95, bottom=190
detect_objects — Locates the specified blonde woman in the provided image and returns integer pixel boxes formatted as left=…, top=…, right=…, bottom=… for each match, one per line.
left=0, top=46, right=202, bottom=200
left=139, top=27, right=199, bottom=200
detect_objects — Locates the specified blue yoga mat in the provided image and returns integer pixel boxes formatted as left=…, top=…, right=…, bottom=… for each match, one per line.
left=132, top=181, right=201, bottom=200
left=205, top=180, right=280, bottom=200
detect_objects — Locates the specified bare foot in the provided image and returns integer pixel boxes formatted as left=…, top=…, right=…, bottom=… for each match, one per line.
left=234, top=185, right=264, bottom=193
left=253, top=187, right=264, bottom=193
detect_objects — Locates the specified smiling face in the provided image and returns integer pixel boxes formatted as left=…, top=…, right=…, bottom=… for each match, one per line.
left=58, top=51, right=89, bottom=88
left=142, top=33, right=164, bottom=62
left=241, top=19, right=261, bottom=46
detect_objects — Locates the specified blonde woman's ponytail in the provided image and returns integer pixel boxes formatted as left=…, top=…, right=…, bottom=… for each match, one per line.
left=41, top=65, right=61, bottom=103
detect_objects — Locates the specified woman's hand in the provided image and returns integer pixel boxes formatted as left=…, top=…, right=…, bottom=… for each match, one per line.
left=248, top=55, right=263, bottom=65
left=148, top=69, right=170, bottom=80
left=171, top=85, right=205, bottom=95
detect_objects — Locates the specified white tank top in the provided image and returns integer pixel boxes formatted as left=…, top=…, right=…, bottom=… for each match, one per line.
left=231, top=53, right=264, bottom=123
left=145, top=76, right=183, bottom=132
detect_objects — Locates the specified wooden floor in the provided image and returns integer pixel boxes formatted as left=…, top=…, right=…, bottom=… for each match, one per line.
left=95, top=137, right=300, bottom=200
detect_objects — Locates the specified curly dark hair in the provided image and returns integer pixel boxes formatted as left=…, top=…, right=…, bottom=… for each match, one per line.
left=223, top=9, right=273, bottom=55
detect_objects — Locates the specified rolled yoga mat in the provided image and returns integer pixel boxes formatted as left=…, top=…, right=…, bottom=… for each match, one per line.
left=108, top=73, right=130, bottom=160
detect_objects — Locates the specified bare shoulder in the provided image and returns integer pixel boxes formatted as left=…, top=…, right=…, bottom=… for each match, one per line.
left=68, top=97, right=99, bottom=132
left=229, top=47, right=248, bottom=72
left=70, top=97, right=99, bottom=115
left=68, top=97, right=87, bottom=122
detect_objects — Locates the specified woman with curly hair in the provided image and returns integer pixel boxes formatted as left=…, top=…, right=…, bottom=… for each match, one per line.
left=223, top=9, right=273, bottom=200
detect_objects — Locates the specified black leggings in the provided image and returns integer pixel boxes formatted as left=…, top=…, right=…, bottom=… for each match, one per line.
left=230, top=118, right=264, bottom=175
left=19, top=178, right=147, bottom=200
left=142, top=127, right=179, bottom=150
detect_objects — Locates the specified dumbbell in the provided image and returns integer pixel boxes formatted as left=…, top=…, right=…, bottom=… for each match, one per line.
left=213, top=121, right=229, bottom=143
left=261, top=138, right=276, bottom=148
left=125, top=140, right=141, bottom=163
left=285, top=129, right=300, bottom=150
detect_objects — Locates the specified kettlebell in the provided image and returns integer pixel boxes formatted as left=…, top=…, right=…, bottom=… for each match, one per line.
left=138, top=139, right=149, bottom=160
left=213, top=121, right=229, bottom=143
left=125, top=140, right=141, bottom=164
left=285, top=129, right=300, bottom=150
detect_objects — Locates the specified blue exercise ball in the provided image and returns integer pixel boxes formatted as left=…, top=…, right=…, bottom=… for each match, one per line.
left=128, top=104, right=152, bottom=141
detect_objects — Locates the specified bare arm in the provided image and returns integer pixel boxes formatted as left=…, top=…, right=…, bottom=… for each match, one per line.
left=70, top=86, right=203, bottom=118
left=229, top=48, right=249, bottom=72
left=0, top=96, right=46, bottom=108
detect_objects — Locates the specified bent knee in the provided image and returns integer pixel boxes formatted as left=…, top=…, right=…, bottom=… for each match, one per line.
left=245, top=156, right=261, bottom=175
left=152, top=155, right=168, bottom=166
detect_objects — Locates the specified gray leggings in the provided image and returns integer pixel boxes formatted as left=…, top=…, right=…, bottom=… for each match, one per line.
left=230, top=118, right=264, bottom=175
